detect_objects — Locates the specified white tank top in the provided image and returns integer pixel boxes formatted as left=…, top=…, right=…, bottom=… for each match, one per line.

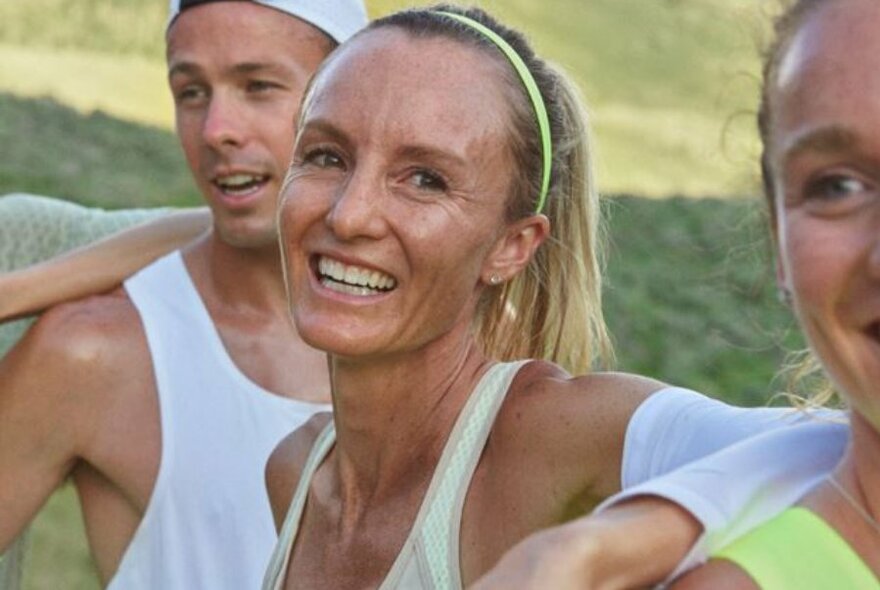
left=110, top=251, right=329, bottom=590
left=263, top=361, right=529, bottom=590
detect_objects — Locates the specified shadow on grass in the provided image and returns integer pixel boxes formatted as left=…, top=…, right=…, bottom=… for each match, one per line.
left=0, top=92, right=199, bottom=210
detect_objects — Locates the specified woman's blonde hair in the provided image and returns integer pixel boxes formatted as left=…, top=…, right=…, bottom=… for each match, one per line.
left=368, top=5, right=613, bottom=374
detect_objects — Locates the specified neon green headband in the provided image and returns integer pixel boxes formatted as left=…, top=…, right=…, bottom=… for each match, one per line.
left=436, top=11, right=552, bottom=214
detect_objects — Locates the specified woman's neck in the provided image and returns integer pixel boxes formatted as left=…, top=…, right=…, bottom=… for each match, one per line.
left=842, top=412, right=880, bottom=529
left=327, top=332, right=492, bottom=504
left=811, top=411, right=880, bottom=575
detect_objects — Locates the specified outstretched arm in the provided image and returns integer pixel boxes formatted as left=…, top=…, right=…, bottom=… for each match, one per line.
left=472, top=419, right=848, bottom=589
left=0, top=207, right=210, bottom=321
left=470, top=496, right=701, bottom=590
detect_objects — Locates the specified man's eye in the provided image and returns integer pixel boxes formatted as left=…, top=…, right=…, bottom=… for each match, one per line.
left=410, top=170, right=447, bottom=192
left=247, top=80, right=277, bottom=93
left=175, top=85, right=207, bottom=103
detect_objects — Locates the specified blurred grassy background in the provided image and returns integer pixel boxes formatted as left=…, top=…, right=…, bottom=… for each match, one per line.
left=0, top=0, right=801, bottom=588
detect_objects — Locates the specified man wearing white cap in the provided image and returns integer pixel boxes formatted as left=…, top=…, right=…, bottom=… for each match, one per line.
left=0, top=1, right=366, bottom=588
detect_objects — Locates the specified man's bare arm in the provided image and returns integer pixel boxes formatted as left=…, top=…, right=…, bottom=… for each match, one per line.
left=0, top=298, right=129, bottom=551
left=0, top=208, right=210, bottom=321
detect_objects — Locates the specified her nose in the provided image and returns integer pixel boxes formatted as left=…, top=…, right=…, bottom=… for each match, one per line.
left=325, top=167, right=389, bottom=241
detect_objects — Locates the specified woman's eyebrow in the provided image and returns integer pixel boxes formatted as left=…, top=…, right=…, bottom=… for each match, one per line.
left=298, top=118, right=352, bottom=146
left=781, top=125, right=860, bottom=165
left=396, top=145, right=467, bottom=169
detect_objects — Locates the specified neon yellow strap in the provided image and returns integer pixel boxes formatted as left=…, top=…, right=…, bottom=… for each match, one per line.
left=715, top=508, right=880, bottom=589
left=437, top=11, right=552, bottom=214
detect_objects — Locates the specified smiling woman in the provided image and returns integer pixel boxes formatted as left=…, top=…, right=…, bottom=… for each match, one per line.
left=260, top=5, right=841, bottom=590
left=669, top=0, right=880, bottom=586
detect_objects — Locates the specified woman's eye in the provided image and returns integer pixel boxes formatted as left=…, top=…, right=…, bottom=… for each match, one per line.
left=807, top=175, right=866, bottom=198
left=410, top=170, right=447, bottom=192
left=304, top=149, right=344, bottom=169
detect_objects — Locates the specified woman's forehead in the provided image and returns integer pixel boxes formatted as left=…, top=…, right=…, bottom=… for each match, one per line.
left=304, top=29, right=511, bottom=136
left=772, top=0, right=880, bottom=148
left=778, top=0, right=880, bottom=88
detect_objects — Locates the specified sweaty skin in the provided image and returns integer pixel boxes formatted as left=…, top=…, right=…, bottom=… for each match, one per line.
left=264, top=29, right=666, bottom=589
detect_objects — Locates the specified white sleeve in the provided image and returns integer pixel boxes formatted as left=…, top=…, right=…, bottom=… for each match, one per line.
left=620, top=386, right=839, bottom=487
left=598, top=387, right=849, bottom=578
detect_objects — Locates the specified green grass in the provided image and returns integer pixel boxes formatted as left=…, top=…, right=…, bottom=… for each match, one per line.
left=0, top=93, right=198, bottom=209
left=0, top=44, right=173, bottom=129
left=0, top=0, right=776, bottom=196
left=22, top=487, right=99, bottom=590
left=604, top=195, right=804, bottom=404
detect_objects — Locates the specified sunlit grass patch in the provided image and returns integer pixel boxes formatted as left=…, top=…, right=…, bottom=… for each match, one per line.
left=0, top=44, right=172, bottom=130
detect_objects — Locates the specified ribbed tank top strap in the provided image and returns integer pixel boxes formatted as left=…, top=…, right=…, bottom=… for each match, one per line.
left=263, top=422, right=337, bottom=590
left=393, top=360, right=529, bottom=590
left=716, top=507, right=880, bottom=589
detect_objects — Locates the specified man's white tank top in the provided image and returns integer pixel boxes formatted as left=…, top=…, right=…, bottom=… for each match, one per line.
left=109, top=251, right=329, bottom=590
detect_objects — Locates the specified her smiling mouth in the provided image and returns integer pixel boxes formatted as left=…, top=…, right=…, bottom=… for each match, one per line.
left=316, top=255, right=397, bottom=296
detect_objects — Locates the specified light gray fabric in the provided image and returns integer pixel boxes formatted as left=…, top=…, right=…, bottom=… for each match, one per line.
left=0, top=194, right=170, bottom=358
left=0, top=536, right=26, bottom=590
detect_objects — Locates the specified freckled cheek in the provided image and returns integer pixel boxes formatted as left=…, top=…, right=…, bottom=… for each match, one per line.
left=277, top=186, right=312, bottom=258
left=784, top=224, right=848, bottom=312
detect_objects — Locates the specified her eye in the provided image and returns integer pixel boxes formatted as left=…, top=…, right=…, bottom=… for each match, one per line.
left=304, top=149, right=344, bottom=169
left=805, top=174, right=869, bottom=201
left=410, top=169, right=447, bottom=192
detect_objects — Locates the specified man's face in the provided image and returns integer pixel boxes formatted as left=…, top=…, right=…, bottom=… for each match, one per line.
left=166, top=2, right=333, bottom=250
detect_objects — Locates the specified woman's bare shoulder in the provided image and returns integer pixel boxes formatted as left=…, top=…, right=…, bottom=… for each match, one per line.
left=499, top=362, right=667, bottom=429
left=489, top=363, right=669, bottom=497
left=264, top=412, right=333, bottom=528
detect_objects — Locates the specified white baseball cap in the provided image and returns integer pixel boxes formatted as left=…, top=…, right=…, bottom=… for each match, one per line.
left=167, top=0, right=368, bottom=44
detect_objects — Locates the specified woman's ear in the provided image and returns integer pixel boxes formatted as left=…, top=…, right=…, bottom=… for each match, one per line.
left=481, top=214, right=550, bottom=285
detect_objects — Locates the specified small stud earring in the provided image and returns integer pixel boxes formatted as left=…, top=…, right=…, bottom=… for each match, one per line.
left=489, top=274, right=502, bottom=285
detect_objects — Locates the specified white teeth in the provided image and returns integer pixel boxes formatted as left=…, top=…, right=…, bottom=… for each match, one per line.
left=317, top=256, right=397, bottom=294
left=217, top=174, right=258, bottom=187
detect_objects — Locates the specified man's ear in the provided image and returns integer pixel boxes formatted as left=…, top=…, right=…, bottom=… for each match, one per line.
left=480, top=214, right=550, bottom=285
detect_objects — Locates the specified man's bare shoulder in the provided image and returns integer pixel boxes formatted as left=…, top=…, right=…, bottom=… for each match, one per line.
left=26, top=287, right=139, bottom=351
left=265, top=413, right=333, bottom=529
left=4, top=287, right=146, bottom=394
left=0, top=288, right=152, bottom=491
